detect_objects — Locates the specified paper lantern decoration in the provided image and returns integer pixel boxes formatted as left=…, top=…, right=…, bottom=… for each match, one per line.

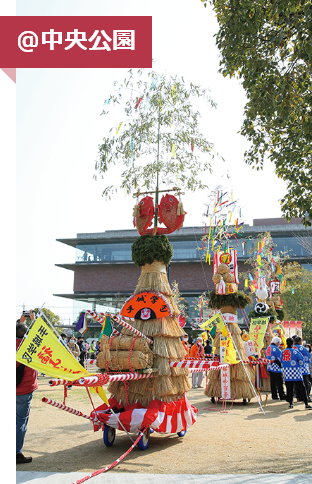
left=178, top=315, right=186, bottom=328
left=121, top=292, right=172, bottom=320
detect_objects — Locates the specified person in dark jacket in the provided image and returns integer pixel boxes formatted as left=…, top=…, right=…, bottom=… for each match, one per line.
left=266, top=336, right=286, bottom=400
left=16, top=313, right=38, bottom=464
left=293, top=336, right=311, bottom=402
left=282, top=337, right=312, bottom=410
left=204, top=337, right=212, bottom=356
left=77, top=336, right=86, bottom=367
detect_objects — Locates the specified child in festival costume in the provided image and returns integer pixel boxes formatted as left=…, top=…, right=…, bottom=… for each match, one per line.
left=282, top=338, right=312, bottom=410
left=266, top=336, right=286, bottom=401
left=190, top=337, right=204, bottom=388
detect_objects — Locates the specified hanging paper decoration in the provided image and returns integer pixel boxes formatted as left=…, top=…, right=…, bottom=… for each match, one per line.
left=120, top=292, right=172, bottom=320
left=191, top=139, right=194, bottom=152
left=201, top=187, right=244, bottom=257
left=135, top=97, right=142, bottom=109
left=172, top=143, right=176, bottom=158
left=103, top=98, right=111, bottom=106
left=145, top=94, right=149, bottom=112
left=116, top=122, right=122, bottom=134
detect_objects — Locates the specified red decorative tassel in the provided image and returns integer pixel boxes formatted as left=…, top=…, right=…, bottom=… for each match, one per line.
left=261, top=364, right=268, bottom=379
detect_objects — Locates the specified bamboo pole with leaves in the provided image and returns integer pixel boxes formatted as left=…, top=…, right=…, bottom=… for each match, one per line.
left=95, top=68, right=221, bottom=199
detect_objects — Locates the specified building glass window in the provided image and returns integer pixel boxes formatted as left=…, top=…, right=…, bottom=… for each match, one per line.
left=75, top=235, right=311, bottom=263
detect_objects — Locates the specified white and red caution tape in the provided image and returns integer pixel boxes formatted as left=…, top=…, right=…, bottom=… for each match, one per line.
left=42, top=397, right=100, bottom=424
left=49, top=371, right=154, bottom=388
left=77, top=374, right=110, bottom=387
left=72, top=428, right=147, bottom=484
left=85, top=310, right=105, bottom=324
left=107, top=372, right=154, bottom=383
left=169, top=360, right=229, bottom=371
left=48, top=378, right=69, bottom=387
left=85, top=359, right=97, bottom=365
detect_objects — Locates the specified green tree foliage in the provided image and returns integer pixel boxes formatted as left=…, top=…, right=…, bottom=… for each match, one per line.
left=171, top=280, right=188, bottom=318
left=240, top=231, right=290, bottom=286
left=282, top=265, right=312, bottom=342
left=25, top=308, right=63, bottom=335
left=95, top=68, right=220, bottom=198
left=201, top=0, right=312, bottom=226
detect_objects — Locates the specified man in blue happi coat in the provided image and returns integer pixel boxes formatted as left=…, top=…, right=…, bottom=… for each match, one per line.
left=282, top=338, right=312, bottom=410
left=266, top=336, right=286, bottom=400
left=293, top=335, right=312, bottom=402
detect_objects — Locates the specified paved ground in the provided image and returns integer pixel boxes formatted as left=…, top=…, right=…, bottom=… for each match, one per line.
left=16, top=473, right=312, bottom=484
left=15, top=373, right=312, bottom=483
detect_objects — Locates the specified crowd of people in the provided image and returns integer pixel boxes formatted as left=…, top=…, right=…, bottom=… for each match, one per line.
left=60, top=334, right=100, bottom=368
left=266, top=335, right=312, bottom=409
left=181, top=332, right=312, bottom=408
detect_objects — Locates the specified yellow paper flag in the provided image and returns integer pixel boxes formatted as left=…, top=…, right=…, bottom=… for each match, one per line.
left=200, top=312, right=225, bottom=333
left=89, top=386, right=109, bottom=405
left=172, top=143, right=176, bottom=158
left=16, top=317, right=90, bottom=381
left=249, top=317, right=269, bottom=355
left=199, top=332, right=208, bottom=341
left=224, top=333, right=239, bottom=364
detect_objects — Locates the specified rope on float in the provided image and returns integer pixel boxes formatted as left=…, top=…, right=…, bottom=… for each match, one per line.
left=71, top=428, right=147, bottom=484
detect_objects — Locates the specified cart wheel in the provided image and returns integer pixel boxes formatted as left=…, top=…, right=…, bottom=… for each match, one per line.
left=177, top=429, right=187, bottom=437
left=243, top=399, right=247, bottom=406
left=248, top=399, right=251, bottom=403
left=103, top=425, right=116, bottom=447
left=137, top=428, right=150, bottom=450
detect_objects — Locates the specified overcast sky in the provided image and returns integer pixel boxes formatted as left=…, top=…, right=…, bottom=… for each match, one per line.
left=14, top=0, right=288, bottom=323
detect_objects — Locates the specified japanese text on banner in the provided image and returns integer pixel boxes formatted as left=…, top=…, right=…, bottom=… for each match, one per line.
left=249, top=317, right=269, bottom=355
left=16, top=317, right=89, bottom=381
left=200, top=312, right=225, bottom=335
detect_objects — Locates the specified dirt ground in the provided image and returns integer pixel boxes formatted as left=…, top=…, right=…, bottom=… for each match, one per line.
left=19, top=370, right=312, bottom=475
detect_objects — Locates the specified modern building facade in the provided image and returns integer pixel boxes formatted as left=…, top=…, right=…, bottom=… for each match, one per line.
left=55, top=218, right=311, bottom=328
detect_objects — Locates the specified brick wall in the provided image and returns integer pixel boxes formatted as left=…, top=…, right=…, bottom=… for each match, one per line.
left=73, top=261, right=248, bottom=294
left=74, top=264, right=141, bottom=292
